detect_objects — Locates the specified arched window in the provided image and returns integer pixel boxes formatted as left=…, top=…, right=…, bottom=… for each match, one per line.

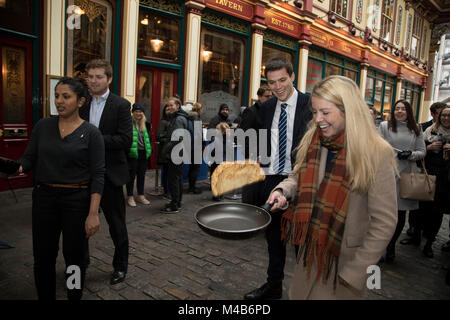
left=66, top=0, right=113, bottom=77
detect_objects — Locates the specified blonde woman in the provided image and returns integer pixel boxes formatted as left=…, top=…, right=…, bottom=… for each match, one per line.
left=126, top=103, right=152, bottom=207
left=267, top=76, right=398, bottom=299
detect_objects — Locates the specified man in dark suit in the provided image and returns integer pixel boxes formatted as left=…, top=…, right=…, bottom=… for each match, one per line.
left=80, top=59, right=132, bottom=285
left=243, top=58, right=312, bottom=300
left=239, top=86, right=272, bottom=204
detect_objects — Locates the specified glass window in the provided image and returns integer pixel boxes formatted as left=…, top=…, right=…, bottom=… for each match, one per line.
left=411, top=14, right=423, bottom=58
left=365, top=77, right=375, bottom=104
left=374, top=79, right=383, bottom=113
left=198, top=28, right=246, bottom=123
left=137, top=70, right=153, bottom=121
left=261, top=44, right=294, bottom=79
left=383, top=83, right=392, bottom=116
left=344, top=69, right=357, bottom=82
left=381, top=0, right=394, bottom=42
left=306, top=59, right=323, bottom=93
left=325, top=64, right=342, bottom=78
left=330, top=0, right=348, bottom=19
left=66, top=0, right=113, bottom=77
left=137, top=9, right=181, bottom=63
left=0, top=0, right=32, bottom=35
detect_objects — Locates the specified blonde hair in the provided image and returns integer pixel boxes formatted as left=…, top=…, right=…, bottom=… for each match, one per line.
left=293, top=75, right=396, bottom=193
left=216, top=122, right=230, bottom=135
left=132, top=112, right=147, bottom=132
left=192, top=102, right=203, bottom=115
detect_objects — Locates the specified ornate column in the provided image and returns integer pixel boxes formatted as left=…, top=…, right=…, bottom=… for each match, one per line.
left=120, top=0, right=139, bottom=104
left=418, top=84, right=428, bottom=123
left=359, top=64, right=369, bottom=96
left=44, top=0, right=65, bottom=77
left=184, top=1, right=205, bottom=104
left=396, top=64, right=404, bottom=101
left=297, top=41, right=311, bottom=93
left=248, top=3, right=266, bottom=105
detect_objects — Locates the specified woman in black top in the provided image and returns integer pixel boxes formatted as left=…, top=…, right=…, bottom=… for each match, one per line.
left=19, top=77, right=105, bottom=300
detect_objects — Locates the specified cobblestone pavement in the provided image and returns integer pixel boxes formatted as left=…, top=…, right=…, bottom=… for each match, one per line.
left=0, top=170, right=449, bottom=300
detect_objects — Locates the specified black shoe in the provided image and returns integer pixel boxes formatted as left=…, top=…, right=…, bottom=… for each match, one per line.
left=423, top=243, right=434, bottom=258
left=193, top=188, right=202, bottom=194
left=161, top=204, right=179, bottom=214
left=400, top=237, right=420, bottom=246
left=244, top=282, right=282, bottom=300
left=212, top=196, right=223, bottom=201
left=110, top=271, right=126, bottom=285
left=441, top=241, right=450, bottom=252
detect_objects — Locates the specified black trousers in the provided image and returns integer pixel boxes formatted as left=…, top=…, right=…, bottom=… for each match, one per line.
left=409, top=202, right=444, bottom=243
left=167, top=161, right=183, bottom=207
left=248, top=175, right=288, bottom=284
left=387, top=210, right=407, bottom=252
left=188, top=164, right=201, bottom=190
left=126, top=150, right=147, bottom=196
left=32, top=185, right=89, bottom=300
left=100, top=179, right=129, bottom=272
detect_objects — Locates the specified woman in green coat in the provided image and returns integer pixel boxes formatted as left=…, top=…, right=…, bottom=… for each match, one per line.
left=126, top=103, right=152, bottom=207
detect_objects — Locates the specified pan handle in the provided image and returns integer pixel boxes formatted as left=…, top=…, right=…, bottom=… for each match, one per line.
left=261, top=195, right=292, bottom=213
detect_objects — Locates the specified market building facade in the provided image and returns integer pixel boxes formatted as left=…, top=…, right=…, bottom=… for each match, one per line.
left=1, top=0, right=449, bottom=190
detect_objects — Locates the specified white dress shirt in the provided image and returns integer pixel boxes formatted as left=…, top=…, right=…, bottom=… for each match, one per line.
left=89, top=89, right=110, bottom=128
left=268, top=89, right=298, bottom=175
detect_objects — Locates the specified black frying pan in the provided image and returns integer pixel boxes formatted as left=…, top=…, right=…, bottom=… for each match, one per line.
left=194, top=200, right=278, bottom=239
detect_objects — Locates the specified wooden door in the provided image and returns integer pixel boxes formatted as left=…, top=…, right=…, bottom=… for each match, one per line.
left=0, top=37, right=33, bottom=190
left=136, top=66, right=177, bottom=168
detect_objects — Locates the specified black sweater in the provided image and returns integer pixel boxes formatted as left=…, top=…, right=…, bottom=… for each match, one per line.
left=19, top=117, right=105, bottom=194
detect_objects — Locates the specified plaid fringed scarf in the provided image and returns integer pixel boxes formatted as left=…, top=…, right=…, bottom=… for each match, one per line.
left=280, top=127, right=351, bottom=289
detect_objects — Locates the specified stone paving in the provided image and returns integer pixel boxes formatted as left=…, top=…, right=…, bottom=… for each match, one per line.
left=0, top=170, right=449, bottom=300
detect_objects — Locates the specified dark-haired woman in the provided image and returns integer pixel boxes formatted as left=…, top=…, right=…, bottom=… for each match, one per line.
left=18, top=77, right=105, bottom=300
left=378, top=99, right=426, bottom=262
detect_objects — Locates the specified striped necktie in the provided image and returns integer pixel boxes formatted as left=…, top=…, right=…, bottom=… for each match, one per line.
left=277, top=103, right=287, bottom=174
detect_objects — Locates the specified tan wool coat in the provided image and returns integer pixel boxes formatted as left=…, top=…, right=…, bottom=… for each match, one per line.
left=274, top=147, right=398, bottom=299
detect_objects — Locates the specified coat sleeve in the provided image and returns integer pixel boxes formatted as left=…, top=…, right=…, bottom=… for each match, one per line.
left=18, top=120, right=42, bottom=172
left=409, top=129, right=426, bottom=161
left=102, top=99, right=132, bottom=150
left=270, top=171, right=299, bottom=208
left=338, top=154, right=398, bottom=291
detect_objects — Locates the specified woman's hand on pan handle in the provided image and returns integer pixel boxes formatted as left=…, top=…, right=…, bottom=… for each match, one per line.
left=267, top=189, right=287, bottom=212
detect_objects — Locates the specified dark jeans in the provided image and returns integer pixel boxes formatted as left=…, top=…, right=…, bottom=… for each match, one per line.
left=126, top=150, right=147, bottom=196
left=100, top=180, right=129, bottom=272
left=167, top=161, right=183, bottom=207
left=256, top=175, right=289, bottom=284
left=188, top=164, right=201, bottom=190
left=32, top=185, right=89, bottom=300
left=160, top=164, right=169, bottom=195
left=387, top=210, right=407, bottom=252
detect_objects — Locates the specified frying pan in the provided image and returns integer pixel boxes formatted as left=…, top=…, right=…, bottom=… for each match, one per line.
left=194, top=200, right=278, bottom=239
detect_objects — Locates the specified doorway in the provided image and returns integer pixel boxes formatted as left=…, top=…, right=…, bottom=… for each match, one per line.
left=0, top=37, right=34, bottom=191
left=136, top=66, right=178, bottom=168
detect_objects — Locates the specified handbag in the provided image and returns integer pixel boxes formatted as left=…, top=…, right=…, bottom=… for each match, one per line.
left=399, top=160, right=436, bottom=201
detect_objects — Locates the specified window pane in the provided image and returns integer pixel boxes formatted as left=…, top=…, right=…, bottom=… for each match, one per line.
left=412, top=90, right=419, bottom=117
left=325, top=64, right=342, bottom=77
left=137, top=70, right=153, bottom=121
left=383, top=83, right=392, bottom=116
left=374, top=79, right=383, bottom=115
left=137, top=9, right=180, bottom=63
left=0, top=0, right=32, bottom=34
left=365, top=77, right=375, bottom=103
left=344, top=69, right=357, bottom=82
left=261, top=44, right=294, bottom=78
left=198, top=28, right=245, bottom=123
left=406, top=89, right=412, bottom=105
left=306, top=59, right=323, bottom=93
left=66, top=0, right=112, bottom=77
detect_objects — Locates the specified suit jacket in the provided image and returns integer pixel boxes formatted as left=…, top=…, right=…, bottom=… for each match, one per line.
left=259, top=90, right=312, bottom=168
left=274, top=147, right=398, bottom=299
left=79, top=92, right=132, bottom=186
